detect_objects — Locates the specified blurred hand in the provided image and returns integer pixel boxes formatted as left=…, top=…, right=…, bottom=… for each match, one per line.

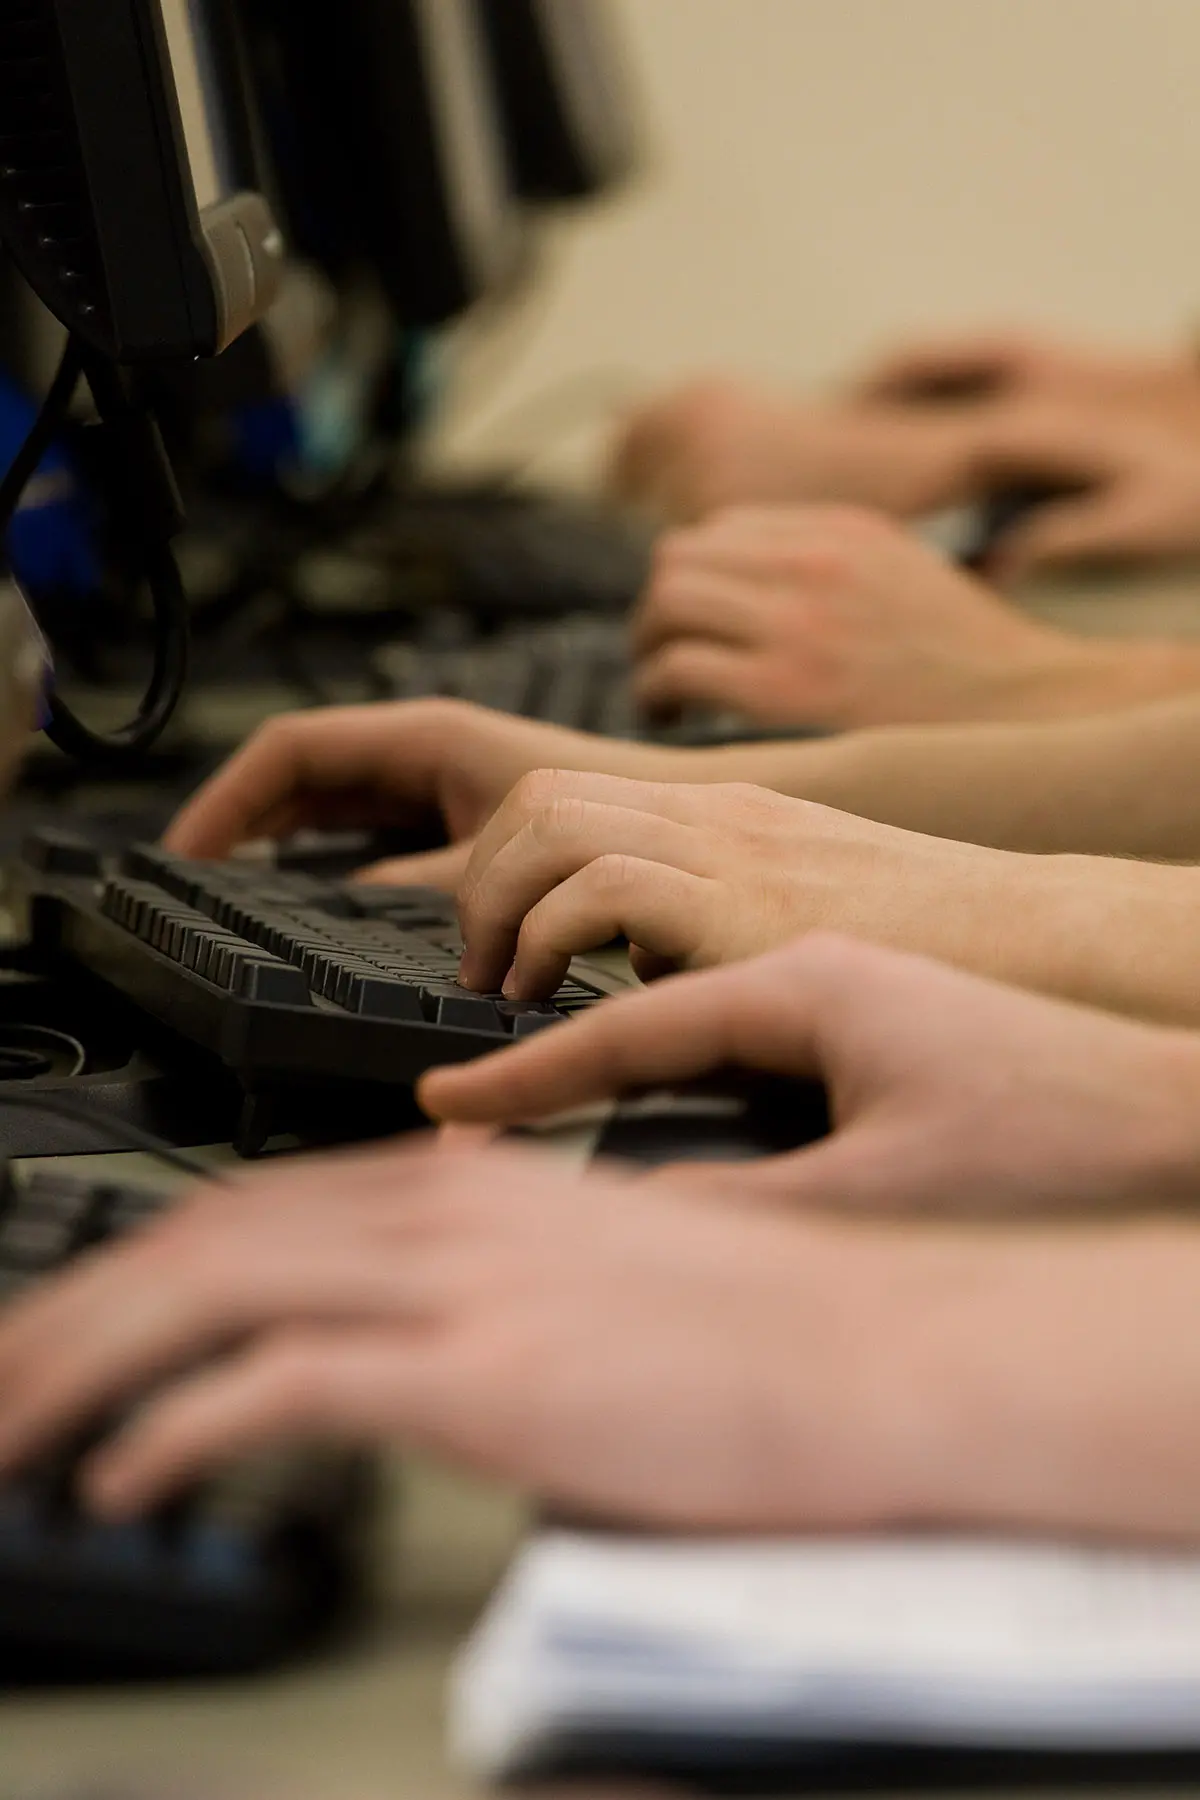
left=850, top=327, right=1200, bottom=420
left=164, top=700, right=682, bottom=891
left=4, top=1010, right=1200, bottom=1540
left=631, top=506, right=1120, bottom=731
left=961, top=401, right=1200, bottom=580
left=428, top=933, right=1200, bottom=1219
left=608, top=377, right=996, bottom=524
left=0, top=1136, right=937, bottom=1531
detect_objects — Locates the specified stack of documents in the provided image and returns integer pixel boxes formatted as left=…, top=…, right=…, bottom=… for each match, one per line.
left=451, top=1530, right=1200, bottom=1782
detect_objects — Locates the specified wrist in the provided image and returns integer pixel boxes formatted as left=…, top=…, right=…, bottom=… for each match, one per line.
left=961, top=632, right=1200, bottom=722
left=1131, top=1026, right=1200, bottom=1199
left=765, top=1222, right=975, bottom=1528
left=619, top=739, right=816, bottom=790
left=1025, top=853, right=1200, bottom=1026
left=897, top=1223, right=1200, bottom=1540
left=1057, top=640, right=1200, bottom=709
left=794, top=1224, right=1039, bottom=1530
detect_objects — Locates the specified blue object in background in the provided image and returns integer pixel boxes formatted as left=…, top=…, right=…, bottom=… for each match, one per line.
left=0, top=369, right=99, bottom=599
left=227, top=395, right=301, bottom=486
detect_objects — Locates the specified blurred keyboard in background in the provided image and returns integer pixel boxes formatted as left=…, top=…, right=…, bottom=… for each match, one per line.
left=0, top=1162, right=378, bottom=1678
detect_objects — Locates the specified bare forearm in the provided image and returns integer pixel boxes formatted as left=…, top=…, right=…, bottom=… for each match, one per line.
left=686, top=695, right=1200, bottom=859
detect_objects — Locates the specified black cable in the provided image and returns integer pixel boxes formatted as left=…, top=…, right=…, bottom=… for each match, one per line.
left=0, top=335, right=191, bottom=766
left=43, top=537, right=190, bottom=762
left=0, top=1025, right=87, bottom=1081
left=0, top=1092, right=225, bottom=1183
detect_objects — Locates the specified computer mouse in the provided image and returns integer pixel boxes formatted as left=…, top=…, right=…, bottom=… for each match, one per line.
left=960, top=482, right=1081, bottom=574
left=594, top=1074, right=829, bottom=1170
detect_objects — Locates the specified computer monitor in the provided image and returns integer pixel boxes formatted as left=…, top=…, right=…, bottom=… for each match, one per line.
left=474, top=0, right=639, bottom=203
left=0, top=0, right=286, bottom=762
left=0, top=0, right=284, bottom=362
left=240, top=0, right=525, bottom=331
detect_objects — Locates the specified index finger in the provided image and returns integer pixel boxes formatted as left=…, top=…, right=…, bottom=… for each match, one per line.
left=967, top=403, right=1125, bottom=487
left=165, top=702, right=450, bottom=859
left=851, top=334, right=1025, bottom=402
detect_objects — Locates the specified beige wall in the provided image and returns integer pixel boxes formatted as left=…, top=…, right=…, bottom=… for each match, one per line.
left=431, top=0, right=1200, bottom=479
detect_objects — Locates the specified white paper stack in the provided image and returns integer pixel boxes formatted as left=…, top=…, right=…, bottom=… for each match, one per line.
left=450, top=1530, right=1200, bottom=1781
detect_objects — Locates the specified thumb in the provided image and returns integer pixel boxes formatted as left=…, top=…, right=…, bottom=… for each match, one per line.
left=991, top=490, right=1149, bottom=580
left=632, top=1131, right=894, bottom=1212
left=354, top=841, right=474, bottom=893
left=635, top=1114, right=945, bottom=1218
left=633, top=1156, right=812, bottom=1197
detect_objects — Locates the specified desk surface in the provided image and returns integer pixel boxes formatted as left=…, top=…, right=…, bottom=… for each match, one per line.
left=3, top=566, right=1200, bottom=1797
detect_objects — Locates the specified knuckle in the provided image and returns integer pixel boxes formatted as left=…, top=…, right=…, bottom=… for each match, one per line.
left=511, top=767, right=576, bottom=816
left=705, top=502, right=758, bottom=532
left=403, top=696, right=474, bottom=734
left=649, top=530, right=692, bottom=580
left=529, top=795, right=593, bottom=849
left=649, top=642, right=703, bottom=684
left=711, top=780, right=788, bottom=817
left=587, top=851, right=644, bottom=897
left=812, top=501, right=888, bottom=536
left=675, top=377, right=739, bottom=423
left=255, top=1338, right=328, bottom=1420
left=244, top=712, right=299, bottom=754
left=789, top=504, right=892, bottom=564
left=781, top=542, right=855, bottom=588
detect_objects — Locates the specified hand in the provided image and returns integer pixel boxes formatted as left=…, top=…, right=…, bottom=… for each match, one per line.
left=5, top=1094, right=1200, bottom=1542
left=607, top=377, right=1001, bottom=524
left=451, top=765, right=1200, bottom=1028
left=631, top=506, right=1142, bottom=731
left=428, top=933, right=1200, bottom=1219
left=0, top=1136, right=937, bottom=1532
left=164, top=699, right=685, bottom=890
left=963, top=401, right=1200, bottom=580
left=850, top=326, right=1200, bottom=419
left=453, top=763, right=1072, bottom=999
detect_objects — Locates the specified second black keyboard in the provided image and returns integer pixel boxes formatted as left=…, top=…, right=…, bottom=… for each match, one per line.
left=0, top=1162, right=378, bottom=1676
left=371, top=614, right=788, bottom=748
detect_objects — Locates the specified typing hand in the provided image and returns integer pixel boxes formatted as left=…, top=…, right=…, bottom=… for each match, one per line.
left=451, top=765, right=1200, bottom=1028
left=164, top=699, right=684, bottom=892
left=6, top=984, right=1200, bottom=1541
left=451, top=764, right=1069, bottom=1001
left=0, top=1135, right=944, bottom=1531
left=958, top=400, right=1200, bottom=581
left=430, top=932, right=1200, bottom=1219
left=850, top=325, right=1200, bottom=417
left=609, top=378, right=988, bottom=524
left=631, top=504, right=1200, bottom=730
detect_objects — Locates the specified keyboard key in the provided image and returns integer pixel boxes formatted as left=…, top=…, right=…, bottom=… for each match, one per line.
left=343, top=974, right=425, bottom=1021
left=23, top=827, right=105, bottom=877
left=231, top=956, right=314, bottom=1007
left=423, top=987, right=505, bottom=1033
left=497, top=1000, right=563, bottom=1039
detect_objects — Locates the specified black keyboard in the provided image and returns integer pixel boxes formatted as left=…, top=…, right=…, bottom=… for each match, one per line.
left=372, top=614, right=779, bottom=748
left=348, top=489, right=654, bottom=622
left=0, top=1162, right=377, bottom=1676
left=374, top=614, right=642, bottom=737
left=24, top=833, right=608, bottom=1147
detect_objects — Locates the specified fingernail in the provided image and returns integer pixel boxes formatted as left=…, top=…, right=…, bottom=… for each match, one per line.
left=457, top=957, right=481, bottom=991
